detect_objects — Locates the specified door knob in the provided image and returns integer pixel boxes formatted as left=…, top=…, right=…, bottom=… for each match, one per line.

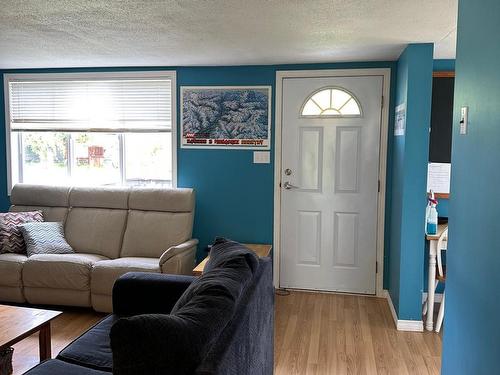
left=283, top=181, right=299, bottom=190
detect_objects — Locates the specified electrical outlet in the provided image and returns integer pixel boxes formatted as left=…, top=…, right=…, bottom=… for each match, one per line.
left=253, top=151, right=270, bottom=164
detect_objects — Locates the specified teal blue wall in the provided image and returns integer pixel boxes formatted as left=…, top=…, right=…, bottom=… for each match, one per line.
left=388, top=44, right=434, bottom=320
left=176, top=66, right=277, bottom=258
left=437, top=199, right=449, bottom=217
left=442, top=0, right=500, bottom=373
left=0, top=62, right=397, bottom=267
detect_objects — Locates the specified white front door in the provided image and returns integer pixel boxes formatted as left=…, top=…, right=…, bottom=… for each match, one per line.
left=280, top=74, right=383, bottom=294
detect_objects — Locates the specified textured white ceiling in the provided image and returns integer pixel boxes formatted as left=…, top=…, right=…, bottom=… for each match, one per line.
left=0, top=0, right=458, bottom=69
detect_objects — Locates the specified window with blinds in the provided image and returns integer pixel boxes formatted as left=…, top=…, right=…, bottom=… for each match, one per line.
left=4, top=72, right=176, bottom=190
left=9, top=77, right=172, bottom=132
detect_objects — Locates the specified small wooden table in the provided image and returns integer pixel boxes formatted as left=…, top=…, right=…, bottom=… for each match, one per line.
left=0, top=305, right=62, bottom=364
left=193, top=243, right=272, bottom=276
left=425, top=224, right=448, bottom=331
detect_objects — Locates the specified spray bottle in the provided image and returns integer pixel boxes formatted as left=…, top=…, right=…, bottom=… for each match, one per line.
left=426, top=190, right=438, bottom=235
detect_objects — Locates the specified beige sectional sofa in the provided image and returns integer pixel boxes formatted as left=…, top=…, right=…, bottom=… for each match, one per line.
left=0, top=184, right=198, bottom=312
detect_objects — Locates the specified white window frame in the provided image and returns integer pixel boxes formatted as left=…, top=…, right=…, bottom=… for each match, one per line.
left=3, top=71, right=177, bottom=193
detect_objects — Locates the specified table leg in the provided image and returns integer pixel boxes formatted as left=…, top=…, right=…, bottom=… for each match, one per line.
left=39, top=322, right=51, bottom=361
left=426, top=240, right=437, bottom=331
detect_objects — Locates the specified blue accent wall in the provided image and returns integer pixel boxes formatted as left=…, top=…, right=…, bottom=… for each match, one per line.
left=442, top=0, right=500, bottom=373
left=0, top=62, right=396, bottom=267
left=437, top=199, right=449, bottom=217
left=176, top=66, right=277, bottom=258
left=388, top=44, right=434, bottom=320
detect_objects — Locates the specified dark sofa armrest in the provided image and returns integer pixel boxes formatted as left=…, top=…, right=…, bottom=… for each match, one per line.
left=111, top=314, right=199, bottom=375
left=112, top=272, right=196, bottom=316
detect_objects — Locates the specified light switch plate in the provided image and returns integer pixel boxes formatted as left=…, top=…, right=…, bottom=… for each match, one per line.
left=253, top=151, right=270, bottom=164
left=460, top=106, right=468, bottom=135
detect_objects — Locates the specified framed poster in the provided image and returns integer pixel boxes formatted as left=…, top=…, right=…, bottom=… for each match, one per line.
left=181, top=86, right=271, bottom=149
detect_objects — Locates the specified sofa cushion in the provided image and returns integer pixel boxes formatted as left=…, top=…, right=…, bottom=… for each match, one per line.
left=10, top=205, right=69, bottom=222
left=0, top=211, right=44, bottom=254
left=172, top=242, right=258, bottom=313
left=65, top=208, right=127, bottom=259
left=128, top=187, right=195, bottom=212
left=91, top=258, right=160, bottom=296
left=195, top=257, right=274, bottom=375
left=57, top=315, right=117, bottom=372
left=69, top=186, right=129, bottom=209
left=10, top=184, right=70, bottom=207
left=23, top=253, right=108, bottom=291
left=9, top=184, right=70, bottom=223
left=0, top=253, right=27, bottom=286
left=120, top=210, right=192, bottom=258
left=24, top=359, right=110, bottom=375
left=20, top=222, right=74, bottom=257
left=204, top=238, right=259, bottom=274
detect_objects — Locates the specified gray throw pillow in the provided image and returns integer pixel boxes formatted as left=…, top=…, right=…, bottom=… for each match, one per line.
left=19, top=222, right=74, bottom=257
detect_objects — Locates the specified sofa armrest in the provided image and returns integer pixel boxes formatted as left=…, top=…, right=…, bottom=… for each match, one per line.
left=159, top=238, right=198, bottom=274
left=112, top=272, right=196, bottom=316
left=110, top=314, right=198, bottom=375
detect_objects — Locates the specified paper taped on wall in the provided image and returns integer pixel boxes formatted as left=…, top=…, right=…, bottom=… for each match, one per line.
left=427, top=162, right=451, bottom=194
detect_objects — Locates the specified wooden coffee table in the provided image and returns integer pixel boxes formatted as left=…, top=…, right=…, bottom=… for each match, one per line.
left=0, top=305, right=62, bottom=364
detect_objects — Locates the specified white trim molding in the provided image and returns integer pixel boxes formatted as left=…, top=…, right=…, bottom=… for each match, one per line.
left=384, top=290, right=424, bottom=332
left=170, top=71, right=178, bottom=188
left=273, top=68, right=391, bottom=297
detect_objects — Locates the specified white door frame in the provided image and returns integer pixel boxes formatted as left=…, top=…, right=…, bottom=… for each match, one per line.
left=273, top=68, right=391, bottom=297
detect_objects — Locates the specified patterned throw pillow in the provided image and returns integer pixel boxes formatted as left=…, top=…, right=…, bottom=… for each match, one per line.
left=19, top=222, right=74, bottom=257
left=0, top=211, right=44, bottom=254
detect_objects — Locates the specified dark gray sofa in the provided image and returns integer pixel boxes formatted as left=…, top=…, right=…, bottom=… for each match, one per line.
left=24, top=239, right=274, bottom=375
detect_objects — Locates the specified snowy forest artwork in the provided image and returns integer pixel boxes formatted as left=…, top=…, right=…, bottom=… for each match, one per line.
left=181, top=86, right=271, bottom=149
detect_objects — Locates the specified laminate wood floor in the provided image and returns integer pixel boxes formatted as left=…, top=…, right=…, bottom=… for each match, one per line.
left=275, top=291, right=442, bottom=375
left=9, top=292, right=442, bottom=375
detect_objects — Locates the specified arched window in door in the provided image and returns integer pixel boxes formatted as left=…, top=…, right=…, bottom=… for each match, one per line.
left=300, top=87, right=362, bottom=117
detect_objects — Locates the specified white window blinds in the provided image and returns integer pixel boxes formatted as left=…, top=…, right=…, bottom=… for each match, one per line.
left=8, top=76, right=172, bottom=132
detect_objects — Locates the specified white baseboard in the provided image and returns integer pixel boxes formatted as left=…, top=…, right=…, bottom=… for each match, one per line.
left=384, top=290, right=424, bottom=332
left=422, top=292, right=444, bottom=303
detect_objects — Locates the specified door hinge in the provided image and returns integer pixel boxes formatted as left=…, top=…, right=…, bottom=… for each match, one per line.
left=376, top=261, right=378, bottom=273
left=381, top=96, right=384, bottom=108
left=378, top=180, right=380, bottom=192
